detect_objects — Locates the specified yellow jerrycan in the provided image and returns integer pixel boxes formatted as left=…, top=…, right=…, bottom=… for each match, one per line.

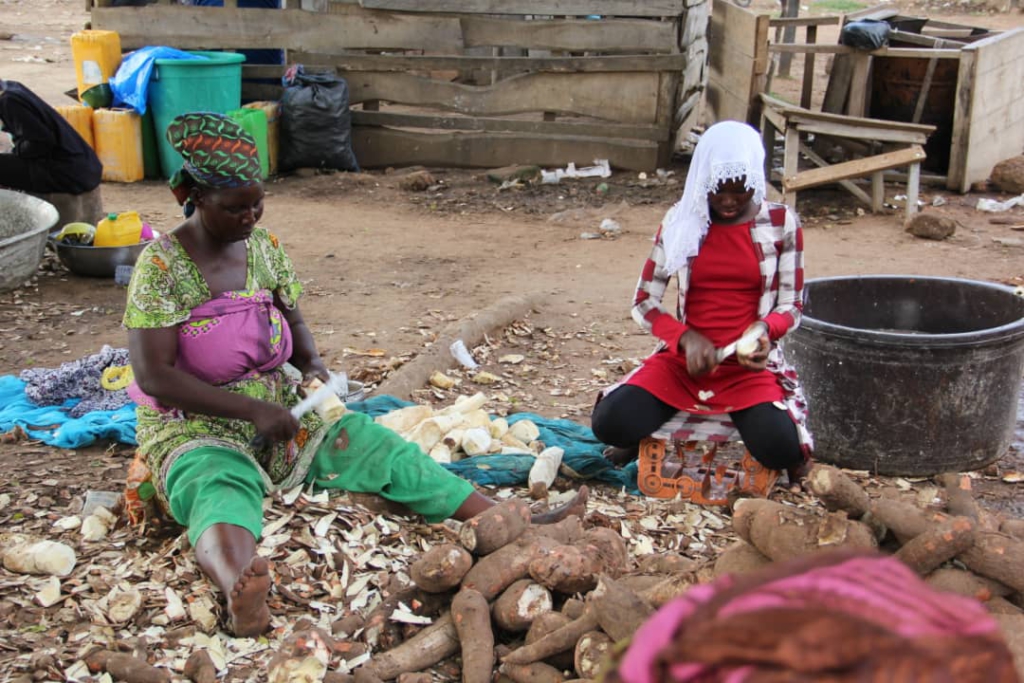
left=95, top=211, right=143, bottom=247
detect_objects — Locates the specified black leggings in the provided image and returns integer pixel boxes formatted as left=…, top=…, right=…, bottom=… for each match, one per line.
left=591, top=384, right=803, bottom=470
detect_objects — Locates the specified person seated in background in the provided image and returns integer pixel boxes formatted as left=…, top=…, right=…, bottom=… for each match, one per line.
left=590, top=121, right=812, bottom=485
left=0, top=79, right=102, bottom=195
left=125, top=112, right=587, bottom=637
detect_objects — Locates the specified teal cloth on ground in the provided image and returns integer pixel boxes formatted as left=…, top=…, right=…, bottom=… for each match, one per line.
left=0, top=375, right=137, bottom=448
left=0, top=377, right=639, bottom=493
left=347, top=395, right=641, bottom=494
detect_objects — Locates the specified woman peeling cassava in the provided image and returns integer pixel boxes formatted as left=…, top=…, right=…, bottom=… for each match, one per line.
left=591, top=120, right=812, bottom=485
left=125, top=113, right=587, bottom=637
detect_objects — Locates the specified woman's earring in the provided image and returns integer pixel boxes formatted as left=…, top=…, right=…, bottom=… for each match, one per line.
left=183, top=198, right=196, bottom=218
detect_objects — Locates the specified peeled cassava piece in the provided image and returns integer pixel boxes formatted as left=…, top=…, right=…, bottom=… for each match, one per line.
left=509, top=420, right=541, bottom=444
left=303, top=377, right=347, bottom=423
left=0, top=534, right=77, bottom=577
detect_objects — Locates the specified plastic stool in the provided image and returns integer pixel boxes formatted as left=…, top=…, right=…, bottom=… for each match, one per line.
left=637, top=437, right=779, bottom=505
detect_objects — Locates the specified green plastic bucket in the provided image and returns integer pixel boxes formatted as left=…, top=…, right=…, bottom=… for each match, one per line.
left=227, top=107, right=269, bottom=179
left=148, top=51, right=246, bottom=179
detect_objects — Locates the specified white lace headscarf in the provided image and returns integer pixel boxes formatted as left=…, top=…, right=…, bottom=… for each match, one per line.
left=661, top=120, right=766, bottom=274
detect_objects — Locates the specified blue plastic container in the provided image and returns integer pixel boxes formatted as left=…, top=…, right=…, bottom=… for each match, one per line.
left=148, top=50, right=246, bottom=178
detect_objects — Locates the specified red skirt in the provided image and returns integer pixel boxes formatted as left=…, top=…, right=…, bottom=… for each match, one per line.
left=625, top=348, right=784, bottom=415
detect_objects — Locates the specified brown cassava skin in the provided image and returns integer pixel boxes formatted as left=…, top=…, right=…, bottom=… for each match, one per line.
left=580, top=527, right=629, bottom=577
left=503, top=605, right=600, bottom=665
left=870, top=499, right=1024, bottom=594
left=368, top=613, right=460, bottom=680
left=323, top=673, right=356, bottom=683
left=529, top=545, right=598, bottom=594
left=636, top=553, right=698, bottom=574
left=526, top=611, right=575, bottom=671
left=1001, top=519, right=1024, bottom=541
left=926, top=568, right=1014, bottom=601
left=638, top=570, right=707, bottom=608
left=960, top=532, right=1024, bottom=594
left=589, top=576, right=654, bottom=643
left=574, top=631, right=613, bottom=681
left=493, top=579, right=554, bottom=633
left=396, top=674, right=433, bottom=683
left=713, top=541, right=772, bottom=577
left=895, top=516, right=975, bottom=575
left=460, top=498, right=532, bottom=556
left=735, top=499, right=877, bottom=561
left=617, top=574, right=670, bottom=595
left=183, top=651, right=217, bottom=683
left=869, top=498, right=941, bottom=545
left=409, top=543, right=474, bottom=593
left=986, top=597, right=1024, bottom=615
left=529, top=528, right=629, bottom=595
left=353, top=668, right=385, bottom=683
left=463, top=536, right=561, bottom=600
left=937, top=473, right=1001, bottom=531
left=499, top=661, right=567, bottom=683
left=526, top=515, right=584, bottom=545
left=560, top=598, right=585, bottom=621
left=806, top=464, right=872, bottom=518
left=364, top=587, right=447, bottom=652
left=85, top=651, right=171, bottom=683
left=452, top=589, right=495, bottom=683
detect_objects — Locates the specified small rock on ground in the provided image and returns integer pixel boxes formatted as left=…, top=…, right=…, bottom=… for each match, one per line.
left=990, top=156, right=1024, bottom=195
left=905, top=213, right=958, bottom=240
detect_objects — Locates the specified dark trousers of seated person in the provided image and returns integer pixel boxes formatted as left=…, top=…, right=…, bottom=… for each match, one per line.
left=591, top=384, right=803, bottom=471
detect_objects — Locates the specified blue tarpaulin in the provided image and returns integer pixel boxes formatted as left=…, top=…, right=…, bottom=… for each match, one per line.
left=0, top=378, right=638, bottom=492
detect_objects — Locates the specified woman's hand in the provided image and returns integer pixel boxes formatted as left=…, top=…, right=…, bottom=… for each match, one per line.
left=301, top=358, right=330, bottom=385
left=251, top=401, right=300, bottom=444
left=678, top=329, right=718, bottom=378
left=736, top=322, right=770, bottom=372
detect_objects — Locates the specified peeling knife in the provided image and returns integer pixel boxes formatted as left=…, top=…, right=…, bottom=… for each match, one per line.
left=251, top=372, right=348, bottom=449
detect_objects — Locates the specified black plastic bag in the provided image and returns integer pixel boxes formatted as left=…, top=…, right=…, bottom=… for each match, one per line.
left=279, top=71, right=360, bottom=172
left=840, top=19, right=891, bottom=50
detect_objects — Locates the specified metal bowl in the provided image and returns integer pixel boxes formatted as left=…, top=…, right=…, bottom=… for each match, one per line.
left=48, top=232, right=152, bottom=278
left=0, top=189, right=59, bottom=291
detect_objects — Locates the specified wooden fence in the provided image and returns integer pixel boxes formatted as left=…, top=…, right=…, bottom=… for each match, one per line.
left=90, top=0, right=711, bottom=171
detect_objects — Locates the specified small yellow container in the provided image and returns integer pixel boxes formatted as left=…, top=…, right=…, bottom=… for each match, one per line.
left=243, top=100, right=281, bottom=175
left=55, top=104, right=95, bottom=149
left=70, top=30, right=122, bottom=99
left=92, top=108, right=144, bottom=183
left=95, top=211, right=143, bottom=247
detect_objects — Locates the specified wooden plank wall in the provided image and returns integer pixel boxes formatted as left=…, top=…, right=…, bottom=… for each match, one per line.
left=705, top=1, right=770, bottom=126
left=90, top=0, right=701, bottom=171
left=948, top=28, right=1024, bottom=192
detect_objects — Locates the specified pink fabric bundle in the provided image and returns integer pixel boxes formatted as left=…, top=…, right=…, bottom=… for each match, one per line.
left=609, top=552, right=1018, bottom=683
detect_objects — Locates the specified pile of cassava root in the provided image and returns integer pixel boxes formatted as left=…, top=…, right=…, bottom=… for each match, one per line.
left=715, top=463, right=1024, bottom=616
left=251, top=463, right=1024, bottom=683
left=345, top=498, right=711, bottom=683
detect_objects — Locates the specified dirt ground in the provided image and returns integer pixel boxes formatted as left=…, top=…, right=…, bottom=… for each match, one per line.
left=1, top=0, right=1023, bottom=679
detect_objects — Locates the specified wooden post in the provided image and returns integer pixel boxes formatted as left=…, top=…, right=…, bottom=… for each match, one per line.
left=777, top=0, right=799, bottom=78
left=783, top=126, right=800, bottom=206
left=846, top=53, right=871, bottom=117
left=906, top=162, right=920, bottom=219
left=871, top=171, right=884, bottom=212
left=800, top=24, right=817, bottom=110
left=911, top=56, right=938, bottom=124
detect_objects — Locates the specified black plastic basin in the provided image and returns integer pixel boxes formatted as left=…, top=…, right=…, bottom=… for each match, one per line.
left=785, top=275, right=1024, bottom=476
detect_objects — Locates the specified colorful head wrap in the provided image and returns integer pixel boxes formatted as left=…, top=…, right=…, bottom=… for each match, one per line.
left=166, top=112, right=262, bottom=214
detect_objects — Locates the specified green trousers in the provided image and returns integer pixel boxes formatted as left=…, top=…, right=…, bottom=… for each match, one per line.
left=166, top=411, right=475, bottom=545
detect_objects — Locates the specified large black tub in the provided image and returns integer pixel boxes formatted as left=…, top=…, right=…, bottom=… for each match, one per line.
left=785, top=276, right=1024, bottom=476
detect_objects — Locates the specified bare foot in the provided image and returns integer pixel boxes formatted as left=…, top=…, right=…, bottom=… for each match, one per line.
left=603, top=446, right=638, bottom=468
left=227, top=556, right=272, bottom=638
left=532, top=485, right=589, bottom=524
left=786, top=460, right=812, bottom=493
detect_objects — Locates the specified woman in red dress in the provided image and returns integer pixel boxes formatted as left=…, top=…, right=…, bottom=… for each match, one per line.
left=591, top=121, right=812, bottom=482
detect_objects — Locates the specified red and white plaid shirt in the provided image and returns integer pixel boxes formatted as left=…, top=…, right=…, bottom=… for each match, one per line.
left=625, top=202, right=813, bottom=453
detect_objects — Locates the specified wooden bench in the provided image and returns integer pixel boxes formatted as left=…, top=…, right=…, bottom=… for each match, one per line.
left=759, top=93, right=934, bottom=218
